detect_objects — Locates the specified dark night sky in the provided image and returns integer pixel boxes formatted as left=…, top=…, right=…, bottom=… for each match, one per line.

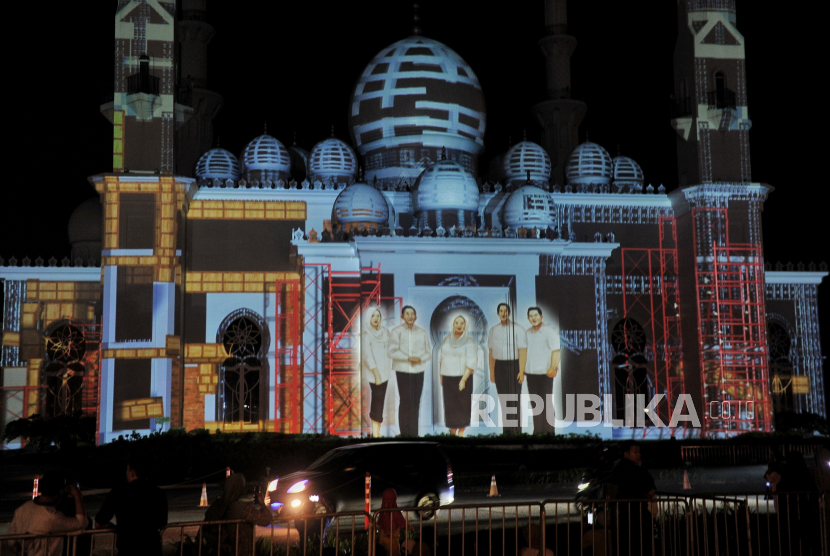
left=4, top=1, right=828, bottom=409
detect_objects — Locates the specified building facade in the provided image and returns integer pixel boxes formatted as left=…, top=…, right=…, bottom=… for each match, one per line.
left=1, top=0, right=826, bottom=444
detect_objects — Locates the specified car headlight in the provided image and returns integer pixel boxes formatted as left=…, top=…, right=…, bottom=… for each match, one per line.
left=578, top=482, right=591, bottom=491
left=267, top=479, right=278, bottom=492
left=287, top=480, right=308, bottom=493
left=291, top=499, right=303, bottom=507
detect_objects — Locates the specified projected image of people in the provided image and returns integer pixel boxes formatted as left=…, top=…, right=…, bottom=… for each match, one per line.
left=488, top=302, right=527, bottom=434
left=525, top=306, right=561, bottom=434
left=439, top=315, right=477, bottom=436
left=362, top=306, right=391, bottom=438
left=389, top=306, right=431, bottom=436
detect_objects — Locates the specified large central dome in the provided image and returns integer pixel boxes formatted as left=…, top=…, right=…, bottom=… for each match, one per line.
left=349, top=36, right=486, bottom=188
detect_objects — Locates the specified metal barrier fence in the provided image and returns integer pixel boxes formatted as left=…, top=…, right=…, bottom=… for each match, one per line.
left=1, top=494, right=826, bottom=556
left=680, top=444, right=822, bottom=466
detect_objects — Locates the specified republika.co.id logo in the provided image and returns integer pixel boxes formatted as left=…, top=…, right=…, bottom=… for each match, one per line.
left=470, top=393, right=703, bottom=428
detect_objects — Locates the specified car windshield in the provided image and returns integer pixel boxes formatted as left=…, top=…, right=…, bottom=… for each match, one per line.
left=308, top=449, right=356, bottom=471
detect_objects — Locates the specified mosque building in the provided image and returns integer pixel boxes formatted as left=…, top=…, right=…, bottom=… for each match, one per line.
left=0, top=0, right=826, bottom=444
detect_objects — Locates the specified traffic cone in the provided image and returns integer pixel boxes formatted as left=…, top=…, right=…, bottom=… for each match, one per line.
left=487, top=475, right=500, bottom=497
left=199, top=483, right=209, bottom=507
left=226, top=467, right=231, bottom=478
left=683, top=469, right=691, bottom=490
left=32, top=476, right=39, bottom=499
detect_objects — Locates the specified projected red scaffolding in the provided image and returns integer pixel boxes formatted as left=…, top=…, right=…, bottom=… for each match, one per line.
left=327, top=266, right=381, bottom=436
left=620, top=216, right=685, bottom=428
left=692, top=207, right=771, bottom=435
left=300, top=263, right=382, bottom=436
left=274, top=276, right=301, bottom=433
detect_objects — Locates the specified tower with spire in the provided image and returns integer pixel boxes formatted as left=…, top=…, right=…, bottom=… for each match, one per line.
left=670, top=0, right=751, bottom=185
left=532, top=0, right=587, bottom=186
left=670, top=0, right=776, bottom=435
left=175, top=0, right=224, bottom=177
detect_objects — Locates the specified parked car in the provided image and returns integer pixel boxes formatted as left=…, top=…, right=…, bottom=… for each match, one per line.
left=267, top=441, right=454, bottom=517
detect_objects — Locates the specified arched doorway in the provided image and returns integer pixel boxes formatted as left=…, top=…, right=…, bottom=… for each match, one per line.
left=217, top=309, right=270, bottom=424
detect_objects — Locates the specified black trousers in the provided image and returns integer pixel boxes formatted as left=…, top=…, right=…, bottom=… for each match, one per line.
left=395, top=371, right=424, bottom=436
left=494, top=359, right=522, bottom=434
left=369, top=381, right=389, bottom=423
left=526, top=374, right=555, bottom=434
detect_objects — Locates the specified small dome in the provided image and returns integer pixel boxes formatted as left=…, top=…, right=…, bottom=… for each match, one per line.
left=68, top=198, right=102, bottom=243
left=412, top=160, right=480, bottom=214
left=68, top=198, right=103, bottom=265
left=565, top=141, right=612, bottom=186
left=612, top=156, right=644, bottom=187
left=332, top=183, right=389, bottom=226
left=240, top=134, right=291, bottom=174
left=503, top=141, right=551, bottom=184
left=309, top=138, right=358, bottom=182
left=195, top=148, right=241, bottom=181
left=502, top=185, right=556, bottom=230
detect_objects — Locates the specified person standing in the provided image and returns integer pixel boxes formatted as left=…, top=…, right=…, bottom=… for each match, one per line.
left=95, top=457, right=168, bottom=556
left=8, top=471, right=88, bottom=556
left=388, top=306, right=431, bottom=436
left=363, top=306, right=392, bottom=437
left=204, top=473, right=273, bottom=556
left=525, top=307, right=560, bottom=434
left=610, top=440, right=656, bottom=556
left=488, top=303, right=527, bottom=434
left=439, top=315, right=477, bottom=436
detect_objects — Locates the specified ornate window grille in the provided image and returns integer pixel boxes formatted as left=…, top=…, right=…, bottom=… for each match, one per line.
left=42, top=322, right=86, bottom=417
left=217, top=309, right=269, bottom=424
left=610, top=318, right=654, bottom=421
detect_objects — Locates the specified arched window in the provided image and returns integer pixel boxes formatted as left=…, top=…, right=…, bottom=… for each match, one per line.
left=217, top=309, right=269, bottom=424
left=715, top=71, right=726, bottom=96
left=42, top=321, right=86, bottom=417
left=768, top=320, right=795, bottom=412
left=610, top=318, right=653, bottom=422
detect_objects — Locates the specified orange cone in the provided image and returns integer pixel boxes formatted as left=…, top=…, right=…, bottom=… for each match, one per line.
left=199, top=483, right=209, bottom=507
left=32, top=476, right=39, bottom=499
left=487, top=475, right=500, bottom=497
left=683, top=470, right=691, bottom=490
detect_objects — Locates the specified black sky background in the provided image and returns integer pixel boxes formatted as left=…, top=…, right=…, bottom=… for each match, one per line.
left=4, top=1, right=828, bottom=412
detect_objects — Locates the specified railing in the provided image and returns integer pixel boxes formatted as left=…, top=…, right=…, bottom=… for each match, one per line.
left=706, top=88, right=736, bottom=109
left=374, top=501, right=545, bottom=556
left=681, top=444, right=821, bottom=466
left=127, top=71, right=160, bottom=96
left=1, top=494, right=826, bottom=556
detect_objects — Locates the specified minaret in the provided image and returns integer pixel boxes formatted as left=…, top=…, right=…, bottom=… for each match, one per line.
left=101, top=0, right=192, bottom=173
left=175, top=0, right=224, bottom=176
left=670, top=1, right=772, bottom=436
left=671, top=0, right=751, bottom=185
left=92, top=1, right=193, bottom=441
left=532, top=0, right=587, bottom=186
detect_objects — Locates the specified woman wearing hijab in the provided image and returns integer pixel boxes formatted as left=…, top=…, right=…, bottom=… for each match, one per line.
left=376, top=489, right=410, bottom=556
left=362, top=306, right=391, bottom=437
left=204, top=473, right=272, bottom=556
left=439, top=315, right=477, bottom=436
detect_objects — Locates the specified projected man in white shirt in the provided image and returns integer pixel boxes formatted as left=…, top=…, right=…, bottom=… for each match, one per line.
left=525, top=306, right=561, bottom=434
left=388, top=306, right=431, bottom=436
left=488, top=303, right=527, bottom=434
